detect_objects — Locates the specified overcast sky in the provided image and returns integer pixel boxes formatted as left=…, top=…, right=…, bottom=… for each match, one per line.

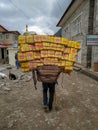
left=0, top=0, right=72, bottom=35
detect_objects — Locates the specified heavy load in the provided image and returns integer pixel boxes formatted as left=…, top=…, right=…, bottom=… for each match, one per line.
left=18, top=34, right=81, bottom=83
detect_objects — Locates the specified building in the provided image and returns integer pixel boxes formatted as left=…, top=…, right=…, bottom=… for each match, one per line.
left=0, top=25, right=20, bottom=64
left=54, top=28, right=62, bottom=37
left=57, top=0, right=98, bottom=70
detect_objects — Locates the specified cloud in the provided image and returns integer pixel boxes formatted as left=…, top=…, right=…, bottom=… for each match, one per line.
left=26, top=25, right=54, bottom=35
left=0, top=0, right=71, bottom=35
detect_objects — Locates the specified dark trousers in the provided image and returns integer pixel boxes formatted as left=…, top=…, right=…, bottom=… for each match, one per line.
left=15, top=60, right=20, bottom=69
left=42, top=82, right=55, bottom=110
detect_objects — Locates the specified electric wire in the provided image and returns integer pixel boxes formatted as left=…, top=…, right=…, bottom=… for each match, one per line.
left=8, top=0, right=29, bottom=19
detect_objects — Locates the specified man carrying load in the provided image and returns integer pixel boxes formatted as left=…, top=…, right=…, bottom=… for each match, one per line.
left=18, top=28, right=81, bottom=112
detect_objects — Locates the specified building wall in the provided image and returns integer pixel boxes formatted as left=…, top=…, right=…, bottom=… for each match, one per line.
left=62, top=0, right=90, bottom=66
left=8, top=48, right=18, bottom=66
left=0, top=26, right=19, bottom=64
left=3, top=33, right=15, bottom=44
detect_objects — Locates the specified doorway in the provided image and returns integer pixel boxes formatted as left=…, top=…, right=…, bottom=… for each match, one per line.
left=1, top=48, right=4, bottom=59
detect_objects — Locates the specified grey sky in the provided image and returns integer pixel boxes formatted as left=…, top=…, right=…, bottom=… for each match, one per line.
left=0, top=0, right=72, bottom=35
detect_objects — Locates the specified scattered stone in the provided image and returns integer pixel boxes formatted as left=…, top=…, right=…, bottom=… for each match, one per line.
left=72, top=82, right=75, bottom=85
left=0, top=83, right=6, bottom=87
left=3, top=87, right=11, bottom=91
left=6, top=66, right=12, bottom=70
left=13, top=79, right=20, bottom=83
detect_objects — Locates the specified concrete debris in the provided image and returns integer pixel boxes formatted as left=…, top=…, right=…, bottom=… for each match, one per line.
left=19, top=73, right=25, bottom=80
left=0, top=68, right=6, bottom=72
left=0, top=72, right=7, bottom=79
left=25, top=76, right=32, bottom=82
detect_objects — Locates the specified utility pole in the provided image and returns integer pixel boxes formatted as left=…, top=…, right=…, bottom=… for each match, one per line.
left=87, top=0, right=95, bottom=68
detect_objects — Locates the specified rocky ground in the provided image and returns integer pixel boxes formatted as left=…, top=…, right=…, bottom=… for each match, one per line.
left=0, top=66, right=98, bottom=130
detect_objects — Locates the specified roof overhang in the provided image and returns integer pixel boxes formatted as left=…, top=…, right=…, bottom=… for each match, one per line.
left=57, top=0, right=84, bottom=27
left=0, top=44, right=8, bottom=48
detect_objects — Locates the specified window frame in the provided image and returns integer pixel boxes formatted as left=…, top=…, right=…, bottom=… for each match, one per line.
left=71, top=13, right=82, bottom=36
left=5, top=34, right=10, bottom=39
left=0, top=33, right=3, bottom=39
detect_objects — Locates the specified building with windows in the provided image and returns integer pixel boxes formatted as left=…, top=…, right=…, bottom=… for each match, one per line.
left=0, top=25, right=20, bottom=64
left=57, top=0, right=98, bottom=71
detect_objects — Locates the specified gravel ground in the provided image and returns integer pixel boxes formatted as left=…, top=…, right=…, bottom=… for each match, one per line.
left=0, top=66, right=98, bottom=130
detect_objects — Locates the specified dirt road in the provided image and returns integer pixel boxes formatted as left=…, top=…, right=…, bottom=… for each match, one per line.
left=0, top=67, right=98, bottom=130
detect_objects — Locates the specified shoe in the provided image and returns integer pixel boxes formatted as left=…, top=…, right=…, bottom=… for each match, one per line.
left=48, top=106, right=52, bottom=112
left=43, top=105, right=48, bottom=112
left=49, top=108, right=52, bottom=111
left=43, top=105, right=47, bottom=109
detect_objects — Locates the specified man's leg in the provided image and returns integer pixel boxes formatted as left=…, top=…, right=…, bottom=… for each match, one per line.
left=49, top=83, right=55, bottom=111
left=42, top=83, right=48, bottom=107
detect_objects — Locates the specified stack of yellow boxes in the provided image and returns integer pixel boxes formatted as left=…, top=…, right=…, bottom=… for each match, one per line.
left=18, top=35, right=81, bottom=73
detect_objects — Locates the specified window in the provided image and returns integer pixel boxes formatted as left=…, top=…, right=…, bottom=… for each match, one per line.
left=0, top=33, right=2, bottom=39
left=6, top=34, right=9, bottom=39
left=15, top=35, right=18, bottom=40
left=71, top=13, right=82, bottom=36
left=64, top=25, right=70, bottom=38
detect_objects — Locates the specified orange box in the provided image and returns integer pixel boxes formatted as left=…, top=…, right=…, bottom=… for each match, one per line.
left=62, top=54, right=69, bottom=60
left=35, top=42, right=43, bottom=50
left=33, top=51, right=40, bottom=59
left=18, top=35, right=26, bottom=44
left=20, top=44, right=29, bottom=52
left=54, top=37, right=62, bottom=43
left=44, top=58, right=51, bottom=65
left=64, top=48, right=70, bottom=53
left=68, top=41, right=76, bottom=48
left=21, top=67, right=30, bottom=72
left=65, top=61, right=73, bottom=66
left=50, top=58, right=58, bottom=65
left=29, top=45, right=35, bottom=51
left=41, top=35, right=50, bottom=42
left=68, top=54, right=76, bottom=62
left=42, top=42, right=50, bottom=46
left=41, top=50, right=48, bottom=58
left=29, top=61, right=37, bottom=70
left=59, top=47, right=64, bottom=52
left=29, top=59, right=43, bottom=69
left=18, top=52, right=26, bottom=62
left=26, top=35, right=34, bottom=43
left=75, top=42, right=81, bottom=49
left=48, top=50, right=55, bottom=57
left=55, top=51, right=62, bottom=58
left=26, top=52, right=34, bottom=61
left=49, top=36, right=54, bottom=43
left=68, top=41, right=72, bottom=47
left=59, top=60, right=65, bottom=67
left=36, top=59, right=43, bottom=66
left=70, top=48, right=77, bottom=55
left=21, top=62, right=29, bottom=68
left=62, top=38, right=68, bottom=45
left=65, top=66, right=73, bottom=71
left=34, top=35, right=41, bottom=42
